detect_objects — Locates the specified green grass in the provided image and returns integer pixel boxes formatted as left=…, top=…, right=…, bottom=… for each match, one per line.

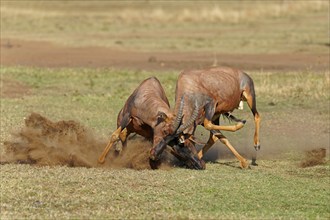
left=1, top=1, right=328, bottom=53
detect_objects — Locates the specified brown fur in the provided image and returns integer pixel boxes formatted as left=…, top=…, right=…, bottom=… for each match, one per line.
left=175, top=67, right=256, bottom=127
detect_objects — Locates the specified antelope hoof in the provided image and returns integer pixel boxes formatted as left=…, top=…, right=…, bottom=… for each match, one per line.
left=242, top=120, right=247, bottom=124
left=254, top=144, right=261, bottom=151
left=251, top=158, right=258, bottom=166
left=240, top=160, right=249, bottom=169
left=98, top=157, right=105, bottom=164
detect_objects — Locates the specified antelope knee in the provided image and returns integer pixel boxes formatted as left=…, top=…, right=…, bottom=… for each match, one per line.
left=110, top=134, right=119, bottom=142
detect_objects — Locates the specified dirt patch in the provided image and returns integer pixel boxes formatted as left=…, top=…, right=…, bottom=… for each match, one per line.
left=0, top=78, right=31, bottom=98
left=1, top=38, right=328, bottom=72
left=0, top=113, right=173, bottom=170
left=300, top=148, right=327, bottom=168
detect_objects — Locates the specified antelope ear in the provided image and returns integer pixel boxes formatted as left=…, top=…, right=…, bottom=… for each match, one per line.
left=156, top=111, right=168, bottom=125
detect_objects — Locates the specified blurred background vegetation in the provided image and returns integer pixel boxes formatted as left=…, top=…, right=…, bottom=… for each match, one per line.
left=1, top=0, right=328, bottom=53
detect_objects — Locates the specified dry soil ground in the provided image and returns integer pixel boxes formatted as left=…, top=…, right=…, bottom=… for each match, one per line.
left=1, top=38, right=328, bottom=72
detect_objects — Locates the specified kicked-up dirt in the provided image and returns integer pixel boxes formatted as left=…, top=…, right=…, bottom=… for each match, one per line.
left=1, top=112, right=328, bottom=170
left=300, top=148, right=327, bottom=168
left=0, top=113, right=174, bottom=170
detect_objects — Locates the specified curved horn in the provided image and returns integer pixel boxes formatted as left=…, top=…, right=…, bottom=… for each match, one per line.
left=172, top=95, right=185, bottom=131
left=176, top=100, right=199, bottom=134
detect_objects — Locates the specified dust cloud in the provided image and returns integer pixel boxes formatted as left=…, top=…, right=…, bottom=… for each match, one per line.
left=192, top=115, right=329, bottom=168
left=1, top=113, right=328, bottom=169
left=0, top=113, right=173, bottom=170
left=300, top=148, right=327, bottom=168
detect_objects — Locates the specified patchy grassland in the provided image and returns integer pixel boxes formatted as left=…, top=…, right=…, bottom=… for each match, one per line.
left=1, top=1, right=328, bottom=53
left=1, top=67, right=329, bottom=135
left=0, top=160, right=329, bottom=219
left=1, top=67, right=329, bottom=219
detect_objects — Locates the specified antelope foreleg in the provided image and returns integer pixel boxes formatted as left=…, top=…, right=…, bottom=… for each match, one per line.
left=204, top=119, right=246, bottom=132
left=98, top=127, right=122, bottom=164
left=198, top=131, right=248, bottom=168
left=218, top=134, right=249, bottom=169
left=115, top=128, right=128, bottom=152
left=197, top=132, right=219, bottom=159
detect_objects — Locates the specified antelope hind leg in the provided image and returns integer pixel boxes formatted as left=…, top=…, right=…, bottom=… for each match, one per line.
left=242, top=91, right=261, bottom=151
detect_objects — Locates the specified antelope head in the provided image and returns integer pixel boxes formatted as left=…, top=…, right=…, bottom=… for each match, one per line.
left=150, top=95, right=205, bottom=169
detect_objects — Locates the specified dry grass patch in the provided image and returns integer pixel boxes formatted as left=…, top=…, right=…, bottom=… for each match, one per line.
left=253, top=71, right=330, bottom=105
left=1, top=1, right=327, bottom=23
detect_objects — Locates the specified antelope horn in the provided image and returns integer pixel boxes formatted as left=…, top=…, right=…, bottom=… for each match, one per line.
left=172, top=95, right=185, bottom=131
left=176, top=100, right=199, bottom=134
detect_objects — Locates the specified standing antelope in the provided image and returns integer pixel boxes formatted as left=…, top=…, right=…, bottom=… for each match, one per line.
left=149, top=67, right=261, bottom=169
left=98, top=77, right=204, bottom=169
